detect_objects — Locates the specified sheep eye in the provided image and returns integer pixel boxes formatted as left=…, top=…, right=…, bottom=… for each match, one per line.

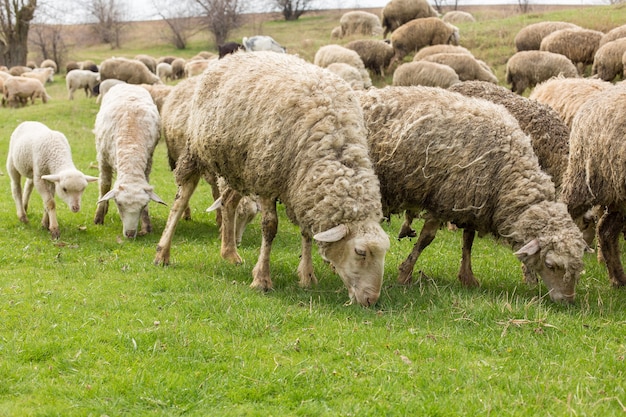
left=545, top=260, right=555, bottom=270
left=355, top=248, right=366, bottom=257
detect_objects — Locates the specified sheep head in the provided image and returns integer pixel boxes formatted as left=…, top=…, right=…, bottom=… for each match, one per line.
left=42, top=170, right=98, bottom=213
left=315, top=221, right=390, bottom=307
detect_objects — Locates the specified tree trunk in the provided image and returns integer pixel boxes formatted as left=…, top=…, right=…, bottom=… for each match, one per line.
left=0, top=0, right=36, bottom=67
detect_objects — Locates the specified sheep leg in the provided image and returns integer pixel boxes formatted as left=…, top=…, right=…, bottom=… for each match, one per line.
left=251, top=197, right=278, bottom=291
left=297, top=233, right=317, bottom=287
left=458, top=229, right=479, bottom=287
left=8, top=169, right=28, bottom=223
left=220, top=188, right=243, bottom=264
left=22, top=178, right=34, bottom=213
left=397, top=210, right=417, bottom=239
left=154, top=177, right=200, bottom=266
left=398, top=215, right=441, bottom=284
left=35, top=179, right=59, bottom=239
left=94, top=164, right=113, bottom=225
left=597, top=208, right=626, bottom=287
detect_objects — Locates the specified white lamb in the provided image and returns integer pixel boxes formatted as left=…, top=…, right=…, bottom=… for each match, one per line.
left=93, top=83, right=166, bottom=238
left=66, top=69, right=100, bottom=100
left=6, top=121, right=98, bottom=239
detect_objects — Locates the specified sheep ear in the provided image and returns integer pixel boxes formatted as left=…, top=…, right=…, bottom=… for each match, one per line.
left=41, top=174, right=60, bottom=183
left=84, top=175, right=99, bottom=183
left=206, top=197, right=222, bottom=212
left=148, top=190, right=167, bottom=206
left=97, top=189, right=116, bottom=204
left=514, top=239, right=540, bottom=260
left=314, top=224, right=349, bottom=243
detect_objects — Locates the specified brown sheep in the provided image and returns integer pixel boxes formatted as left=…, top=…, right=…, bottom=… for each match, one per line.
left=514, top=21, right=581, bottom=51
left=389, top=17, right=459, bottom=68
left=381, top=0, right=439, bottom=38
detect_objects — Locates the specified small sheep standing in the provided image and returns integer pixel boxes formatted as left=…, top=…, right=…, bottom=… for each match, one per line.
left=381, top=0, right=439, bottom=38
left=314, top=44, right=372, bottom=89
left=339, top=11, right=383, bottom=38
left=154, top=52, right=390, bottom=307
left=99, top=57, right=162, bottom=85
left=242, top=36, right=286, bottom=53
left=94, top=83, right=166, bottom=238
left=514, top=21, right=581, bottom=51
left=389, top=17, right=459, bottom=68
left=505, top=50, right=578, bottom=95
left=170, top=58, right=186, bottom=80
left=65, top=69, right=100, bottom=100
left=156, top=62, right=173, bottom=82
left=392, top=60, right=460, bottom=87
left=358, top=86, right=587, bottom=303
left=3, top=76, right=50, bottom=107
left=6, top=121, right=98, bottom=239
left=344, top=39, right=394, bottom=77
left=591, top=38, right=626, bottom=82
left=560, top=83, right=626, bottom=288
left=420, top=52, right=498, bottom=83
left=539, top=28, right=603, bottom=75
left=529, top=77, right=613, bottom=128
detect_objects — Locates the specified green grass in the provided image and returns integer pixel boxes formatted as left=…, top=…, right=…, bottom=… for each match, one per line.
left=2, top=5, right=626, bottom=416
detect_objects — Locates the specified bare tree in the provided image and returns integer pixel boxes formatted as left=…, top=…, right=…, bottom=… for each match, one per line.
left=29, top=23, right=66, bottom=67
left=432, top=0, right=459, bottom=14
left=0, top=0, right=38, bottom=67
left=518, top=0, right=532, bottom=14
left=267, top=0, right=316, bottom=21
left=85, top=0, right=127, bottom=49
left=194, top=0, right=246, bottom=46
left=152, top=0, right=201, bottom=49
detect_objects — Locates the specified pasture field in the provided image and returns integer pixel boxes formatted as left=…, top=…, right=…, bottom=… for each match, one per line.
left=1, top=4, right=626, bottom=416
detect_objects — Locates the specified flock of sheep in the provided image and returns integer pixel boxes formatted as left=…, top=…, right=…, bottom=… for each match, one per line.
left=5, top=0, right=626, bottom=307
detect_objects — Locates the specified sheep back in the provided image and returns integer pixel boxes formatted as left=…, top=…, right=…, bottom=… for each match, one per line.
left=421, top=52, right=497, bottom=83
left=314, top=45, right=372, bottom=88
left=339, top=11, right=383, bottom=37
left=390, top=17, right=460, bottom=63
left=381, top=0, right=439, bottom=37
left=505, top=50, right=578, bottom=95
left=514, top=21, right=581, bottom=51
left=392, top=60, right=460, bottom=87
left=442, top=10, right=475, bottom=24
left=100, top=57, right=161, bottom=85
left=539, top=28, right=603, bottom=72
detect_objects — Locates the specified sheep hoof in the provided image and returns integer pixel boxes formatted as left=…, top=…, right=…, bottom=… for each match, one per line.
left=19, top=215, right=28, bottom=224
left=397, top=266, right=414, bottom=285
left=50, top=228, right=60, bottom=240
left=397, top=227, right=416, bottom=239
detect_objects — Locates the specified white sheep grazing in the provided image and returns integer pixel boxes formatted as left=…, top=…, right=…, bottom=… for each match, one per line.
left=242, top=35, right=286, bottom=53
left=155, top=52, right=390, bottom=307
left=21, top=67, right=54, bottom=85
left=156, top=62, right=173, bottom=82
left=6, top=121, right=98, bottom=239
left=94, top=83, right=166, bottom=238
left=3, top=76, right=50, bottom=107
left=66, top=69, right=100, bottom=100
left=314, top=44, right=372, bottom=89
left=358, top=86, right=588, bottom=303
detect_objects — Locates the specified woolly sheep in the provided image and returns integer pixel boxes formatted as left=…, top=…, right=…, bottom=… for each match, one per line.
left=99, top=57, right=162, bottom=85
left=170, top=58, right=186, bottom=80
left=159, top=76, right=259, bottom=234
left=540, top=28, right=603, bottom=75
left=389, top=17, right=460, bottom=68
left=21, top=67, right=54, bottom=85
left=392, top=60, right=460, bottom=87
left=314, top=44, right=372, bottom=89
left=325, top=63, right=369, bottom=90
left=40, top=59, right=57, bottom=74
left=66, top=61, right=79, bottom=73
left=442, top=10, right=475, bottom=24
left=156, top=62, right=173, bottom=82
left=6, top=121, right=97, bottom=239
left=381, top=0, right=439, bottom=38
left=421, top=52, right=497, bottom=83
left=339, top=11, right=383, bottom=38
left=134, top=54, right=157, bottom=73
left=560, top=83, right=626, bottom=288
left=591, top=38, right=626, bottom=82
left=599, top=23, right=626, bottom=48
left=94, top=83, right=166, bottom=238
left=95, top=78, right=126, bottom=104
left=330, top=26, right=343, bottom=39
left=9, top=65, right=31, bottom=76
left=242, top=36, right=286, bottom=53
left=505, top=50, right=578, bottom=95
left=154, top=52, right=390, bottom=307
left=80, top=60, right=98, bottom=72
left=157, top=56, right=177, bottom=65
left=514, top=21, right=581, bottom=51
left=344, top=39, right=394, bottom=77
left=358, top=86, right=587, bottom=303
left=3, top=76, right=50, bottom=107
left=529, top=76, right=613, bottom=128
left=412, top=44, right=473, bottom=61
left=65, top=69, right=100, bottom=100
